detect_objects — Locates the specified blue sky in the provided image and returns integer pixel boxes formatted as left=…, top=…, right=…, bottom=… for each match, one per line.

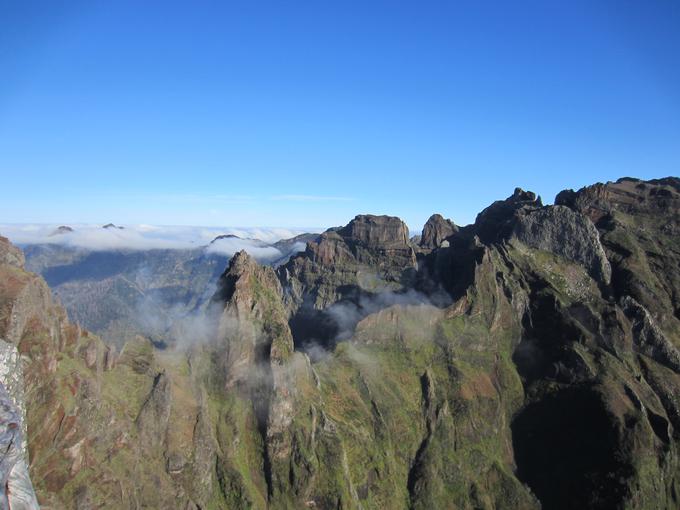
left=1, top=1, right=679, bottom=230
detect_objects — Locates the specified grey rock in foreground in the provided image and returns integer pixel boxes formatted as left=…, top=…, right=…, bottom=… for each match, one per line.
left=0, top=340, right=39, bottom=510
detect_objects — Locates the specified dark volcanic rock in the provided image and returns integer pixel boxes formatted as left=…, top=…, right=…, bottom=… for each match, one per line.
left=419, top=214, right=457, bottom=250
left=474, top=187, right=543, bottom=243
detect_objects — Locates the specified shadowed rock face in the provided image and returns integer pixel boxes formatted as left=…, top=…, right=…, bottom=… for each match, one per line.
left=512, top=386, right=630, bottom=510
left=473, top=187, right=543, bottom=243
left=419, top=214, right=457, bottom=250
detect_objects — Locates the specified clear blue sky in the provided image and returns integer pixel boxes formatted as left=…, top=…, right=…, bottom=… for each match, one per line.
left=1, top=1, right=679, bottom=230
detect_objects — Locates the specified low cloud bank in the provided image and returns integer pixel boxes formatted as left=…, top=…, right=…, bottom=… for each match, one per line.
left=0, top=224, right=320, bottom=255
left=206, top=236, right=284, bottom=262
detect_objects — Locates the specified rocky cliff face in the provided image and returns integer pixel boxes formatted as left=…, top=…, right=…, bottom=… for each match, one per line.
left=556, top=177, right=680, bottom=332
left=3, top=176, right=680, bottom=509
left=419, top=214, right=457, bottom=250
left=280, top=214, right=416, bottom=309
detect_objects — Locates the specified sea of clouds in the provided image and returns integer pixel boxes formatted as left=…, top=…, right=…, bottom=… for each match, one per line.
left=0, top=223, right=320, bottom=257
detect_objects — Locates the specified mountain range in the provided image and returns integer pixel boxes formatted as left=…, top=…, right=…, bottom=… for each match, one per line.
left=1, top=176, right=679, bottom=509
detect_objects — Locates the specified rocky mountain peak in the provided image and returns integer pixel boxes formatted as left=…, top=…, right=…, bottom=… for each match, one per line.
left=213, top=250, right=262, bottom=308
left=473, top=188, right=543, bottom=243
left=420, top=214, right=457, bottom=249
left=511, top=187, right=539, bottom=203
left=48, top=226, right=73, bottom=236
left=279, top=215, right=418, bottom=313
left=227, top=248, right=255, bottom=273
left=337, top=214, right=411, bottom=249
left=214, top=250, right=293, bottom=365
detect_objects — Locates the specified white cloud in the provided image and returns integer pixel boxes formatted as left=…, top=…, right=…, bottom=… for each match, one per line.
left=205, top=237, right=283, bottom=261
left=0, top=224, right=321, bottom=253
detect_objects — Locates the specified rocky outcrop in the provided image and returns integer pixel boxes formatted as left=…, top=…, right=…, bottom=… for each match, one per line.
left=0, top=382, right=39, bottom=510
left=474, top=187, right=543, bottom=243
left=278, top=215, right=418, bottom=347
left=136, top=371, right=171, bottom=450
left=338, top=214, right=411, bottom=250
left=512, top=205, right=612, bottom=284
left=0, top=236, right=24, bottom=268
left=557, top=177, right=680, bottom=334
left=214, top=250, right=294, bottom=387
left=306, top=214, right=416, bottom=272
left=556, top=176, right=680, bottom=227
left=621, top=295, right=680, bottom=373
left=419, top=214, right=457, bottom=250
left=0, top=340, right=28, bottom=456
left=0, top=339, right=39, bottom=510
